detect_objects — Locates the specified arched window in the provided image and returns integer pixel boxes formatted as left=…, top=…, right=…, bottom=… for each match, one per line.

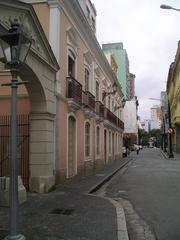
left=85, top=122, right=91, bottom=157
left=96, top=126, right=100, bottom=155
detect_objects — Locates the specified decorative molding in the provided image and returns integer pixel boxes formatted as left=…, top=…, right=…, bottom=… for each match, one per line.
left=48, top=0, right=61, bottom=10
left=94, top=66, right=101, bottom=78
left=67, top=26, right=79, bottom=48
left=84, top=51, right=93, bottom=65
left=0, top=2, right=59, bottom=72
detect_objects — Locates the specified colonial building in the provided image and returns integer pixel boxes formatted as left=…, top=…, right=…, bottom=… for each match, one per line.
left=167, top=41, right=180, bottom=153
left=0, top=0, right=125, bottom=193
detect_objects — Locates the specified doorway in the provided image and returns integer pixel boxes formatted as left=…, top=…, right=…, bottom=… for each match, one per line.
left=68, top=116, right=76, bottom=177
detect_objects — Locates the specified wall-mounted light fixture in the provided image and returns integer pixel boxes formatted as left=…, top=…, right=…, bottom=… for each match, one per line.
left=102, top=82, right=117, bottom=101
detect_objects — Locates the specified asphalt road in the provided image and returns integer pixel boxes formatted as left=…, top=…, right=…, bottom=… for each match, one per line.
left=105, top=148, right=180, bottom=240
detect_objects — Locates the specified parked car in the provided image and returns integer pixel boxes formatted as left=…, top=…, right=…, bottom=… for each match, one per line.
left=122, top=146, right=127, bottom=157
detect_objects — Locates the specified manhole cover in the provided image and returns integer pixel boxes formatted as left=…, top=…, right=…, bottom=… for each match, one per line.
left=50, top=208, right=74, bottom=215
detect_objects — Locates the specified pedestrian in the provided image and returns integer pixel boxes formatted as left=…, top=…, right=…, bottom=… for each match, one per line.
left=136, top=145, right=139, bottom=155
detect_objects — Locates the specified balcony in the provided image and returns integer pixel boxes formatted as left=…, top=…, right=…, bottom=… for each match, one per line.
left=104, top=107, right=124, bottom=130
left=82, top=91, right=96, bottom=118
left=66, top=76, right=82, bottom=111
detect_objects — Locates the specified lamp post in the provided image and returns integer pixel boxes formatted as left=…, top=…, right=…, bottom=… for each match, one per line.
left=160, top=4, right=180, bottom=12
left=0, top=19, right=32, bottom=240
left=149, top=97, right=174, bottom=158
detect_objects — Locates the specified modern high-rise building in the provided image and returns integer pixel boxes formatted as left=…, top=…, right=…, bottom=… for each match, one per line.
left=151, top=105, right=161, bottom=120
left=102, top=42, right=130, bottom=99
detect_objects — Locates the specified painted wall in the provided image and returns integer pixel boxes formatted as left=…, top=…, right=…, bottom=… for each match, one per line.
left=123, top=100, right=138, bottom=134
left=102, top=42, right=129, bottom=99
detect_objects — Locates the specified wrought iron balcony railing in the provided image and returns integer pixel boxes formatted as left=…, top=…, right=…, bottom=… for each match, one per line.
left=104, top=107, right=124, bottom=130
left=95, top=101, right=104, bottom=118
left=66, top=76, right=82, bottom=104
left=82, top=91, right=95, bottom=111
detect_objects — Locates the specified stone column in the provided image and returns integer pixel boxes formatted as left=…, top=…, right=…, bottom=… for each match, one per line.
left=29, top=112, right=55, bottom=193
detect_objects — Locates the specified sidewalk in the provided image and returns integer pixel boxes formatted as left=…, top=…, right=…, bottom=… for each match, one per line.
left=160, top=148, right=180, bottom=160
left=0, top=157, right=132, bottom=240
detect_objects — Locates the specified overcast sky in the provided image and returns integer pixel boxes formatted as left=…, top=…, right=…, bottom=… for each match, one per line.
left=92, top=0, right=180, bottom=120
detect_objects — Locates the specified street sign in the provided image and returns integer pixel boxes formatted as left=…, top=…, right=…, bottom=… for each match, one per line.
left=167, top=128, right=173, bottom=133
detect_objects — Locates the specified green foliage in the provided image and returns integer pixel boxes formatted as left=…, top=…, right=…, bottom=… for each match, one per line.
left=138, top=128, right=161, bottom=147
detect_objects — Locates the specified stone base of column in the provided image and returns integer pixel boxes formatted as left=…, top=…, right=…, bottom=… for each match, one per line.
left=4, top=234, right=26, bottom=240
left=0, top=176, right=27, bottom=207
left=30, top=175, right=55, bottom=193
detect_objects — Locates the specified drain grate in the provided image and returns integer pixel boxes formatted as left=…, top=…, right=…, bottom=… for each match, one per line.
left=50, top=208, right=74, bottom=215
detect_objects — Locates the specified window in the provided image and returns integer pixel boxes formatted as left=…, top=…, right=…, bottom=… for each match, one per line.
left=85, top=68, right=90, bottom=92
left=112, top=100, right=114, bottom=112
left=86, top=6, right=90, bottom=19
left=68, top=49, right=76, bottom=78
left=85, top=122, right=91, bottom=157
left=91, top=17, right=95, bottom=30
left=96, top=126, right=100, bottom=155
left=96, top=81, right=99, bottom=101
left=108, top=96, right=111, bottom=110
left=109, top=131, right=111, bottom=153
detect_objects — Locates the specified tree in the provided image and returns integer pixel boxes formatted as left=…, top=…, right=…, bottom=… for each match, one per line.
left=138, top=128, right=149, bottom=146
left=149, top=129, right=161, bottom=147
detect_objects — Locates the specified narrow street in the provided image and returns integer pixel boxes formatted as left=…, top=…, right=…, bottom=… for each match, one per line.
left=104, top=148, right=180, bottom=240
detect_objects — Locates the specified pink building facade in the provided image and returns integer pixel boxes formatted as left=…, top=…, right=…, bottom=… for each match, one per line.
left=0, top=0, right=125, bottom=192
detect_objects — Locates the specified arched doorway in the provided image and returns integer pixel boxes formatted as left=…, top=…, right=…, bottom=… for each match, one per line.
left=0, top=1, right=59, bottom=193
left=68, top=116, right=77, bottom=178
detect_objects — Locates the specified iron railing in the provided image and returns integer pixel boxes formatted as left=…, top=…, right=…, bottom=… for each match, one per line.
left=66, top=76, right=82, bottom=104
left=0, top=114, right=30, bottom=189
left=83, top=91, right=95, bottom=111
left=95, top=101, right=104, bottom=118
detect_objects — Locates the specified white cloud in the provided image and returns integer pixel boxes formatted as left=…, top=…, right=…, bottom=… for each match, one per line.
left=92, top=0, right=180, bottom=120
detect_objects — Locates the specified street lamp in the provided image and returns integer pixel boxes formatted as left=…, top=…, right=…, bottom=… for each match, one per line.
left=160, top=4, right=180, bottom=12
left=0, top=19, right=32, bottom=240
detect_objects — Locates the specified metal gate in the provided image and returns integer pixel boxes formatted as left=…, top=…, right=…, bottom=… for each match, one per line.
left=0, top=115, right=30, bottom=189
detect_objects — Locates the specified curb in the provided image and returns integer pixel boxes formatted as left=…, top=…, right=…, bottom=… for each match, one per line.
left=160, top=149, right=178, bottom=160
left=88, top=158, right=132, bottom=194
left=108, top=198, right=129, bottom=240
left=87, top=158, right=131, bottom=240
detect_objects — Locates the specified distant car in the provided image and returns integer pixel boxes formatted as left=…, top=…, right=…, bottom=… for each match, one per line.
left=139, top=145, right=143, bottom=150
left=122, top=146, right=127, bottom=157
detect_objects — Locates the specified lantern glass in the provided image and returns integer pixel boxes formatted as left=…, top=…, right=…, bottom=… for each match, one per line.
left=19, top=35, right=31, bottom=63
left=0, top=21, right=31, bottom=66
left=0, top=38, right=11, bottom=62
